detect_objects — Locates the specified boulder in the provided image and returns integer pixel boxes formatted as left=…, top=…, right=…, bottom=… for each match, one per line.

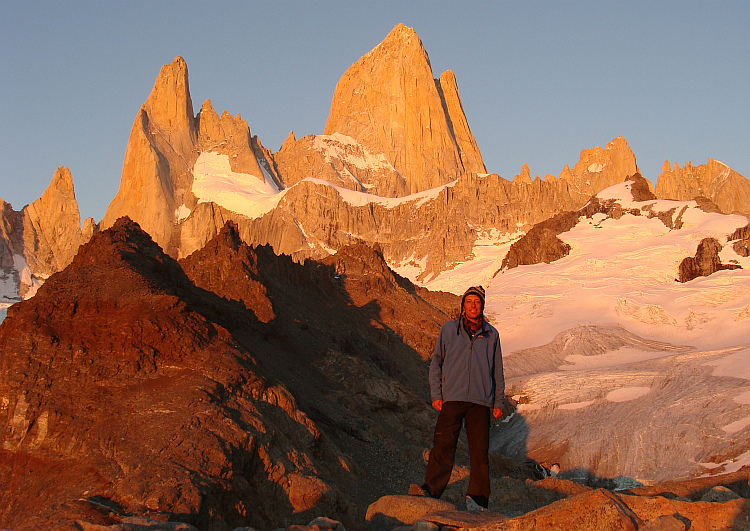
left=365, top=495, right=456, bottom=530
left=482, top=489, right=644, bottom=530
left=678, top=237, right=741, bottom=282
left=699, top=485, right=742, bottom=503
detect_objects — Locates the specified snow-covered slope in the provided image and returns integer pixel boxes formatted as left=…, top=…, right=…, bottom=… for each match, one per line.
left=192, top=151, right=284, bottom=219
left=410, top=180, right=750, bottom=485
left=191, top=140, right=458, bottom=217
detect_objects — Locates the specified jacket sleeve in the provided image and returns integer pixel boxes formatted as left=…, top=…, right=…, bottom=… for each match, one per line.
left=493, top=332, right=505, bottom=409
left=429, top=325, right=445, bottom=403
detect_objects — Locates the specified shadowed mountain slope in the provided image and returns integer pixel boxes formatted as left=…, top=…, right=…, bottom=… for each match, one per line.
left=0, top=218, right=456, bottom=530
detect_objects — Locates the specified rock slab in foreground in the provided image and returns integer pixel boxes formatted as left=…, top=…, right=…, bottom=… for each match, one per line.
left=365, top=495, right=455, bottom=530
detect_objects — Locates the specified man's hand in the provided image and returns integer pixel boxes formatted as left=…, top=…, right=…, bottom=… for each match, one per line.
left=432, top=400, right=443, bottom=411
left=492, top=408, right=503, bottom=419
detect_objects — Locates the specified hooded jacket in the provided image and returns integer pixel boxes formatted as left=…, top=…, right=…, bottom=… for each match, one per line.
left=429, top=317, right=505, bottom=409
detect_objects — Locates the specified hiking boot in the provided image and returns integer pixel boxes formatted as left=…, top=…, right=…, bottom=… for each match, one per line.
left=465, top=495, right=488, bottom=511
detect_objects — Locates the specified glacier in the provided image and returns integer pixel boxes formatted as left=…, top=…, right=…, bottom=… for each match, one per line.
left=412, top=181, right=750, bottom=484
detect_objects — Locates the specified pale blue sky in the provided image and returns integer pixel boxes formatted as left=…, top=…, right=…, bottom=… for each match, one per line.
left=2, top=1, right=748, bottom=222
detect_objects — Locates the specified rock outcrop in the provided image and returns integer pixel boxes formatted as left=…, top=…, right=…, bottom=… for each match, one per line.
left=656, top=158, right=750, bottom=217
left=678, top=237, right=742, bottom=282
left=362, top=469, right=750, bottom=531
left=559, top=136, right=640, bottom=200
left=195, top=99, right=282, bottom=192
left=499, top=211, right=577, bottom=270
left=730, top=223, right=750, bottom=257
left=323, top=24, right=485, bottom=194
left=273, top=132, right=409, bottom=197
left=0, top=218, right=456, bottom=530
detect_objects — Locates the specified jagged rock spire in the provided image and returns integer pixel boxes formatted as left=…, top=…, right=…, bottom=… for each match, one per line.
left=324, top=24, right=485, bottom=193
left=101, top=57, right=198, bottom=254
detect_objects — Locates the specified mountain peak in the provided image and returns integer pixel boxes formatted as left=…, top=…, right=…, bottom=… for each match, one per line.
left=49, top=166, right=75, bottom=195
left=101, top=57, right=199, bottom=254
left=374, top=23, right=424, bottom=56
left=143, top=56, right=196, bottom=149
left=656, top=157, right=750, bottom=216
left=21, top=166, right=84, bottom=277
left=390, top=22, right=417, bottom=37
left=324, top=24, right=481, bottom=194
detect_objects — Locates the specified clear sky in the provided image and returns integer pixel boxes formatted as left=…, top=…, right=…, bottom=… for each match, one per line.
left=2, top=1, right=748, bottom=222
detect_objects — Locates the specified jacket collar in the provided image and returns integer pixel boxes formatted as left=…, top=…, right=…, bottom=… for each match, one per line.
left=456, top=315, right=489, bottom=337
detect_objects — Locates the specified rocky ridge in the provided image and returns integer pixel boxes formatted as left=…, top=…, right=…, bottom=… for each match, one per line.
left=0, top=218, right=456, bottom=530
left=678, top=237, right=742, bottom=282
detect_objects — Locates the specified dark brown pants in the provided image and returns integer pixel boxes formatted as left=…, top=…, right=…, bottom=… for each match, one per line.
left=424, top=401, right=490, bottom=501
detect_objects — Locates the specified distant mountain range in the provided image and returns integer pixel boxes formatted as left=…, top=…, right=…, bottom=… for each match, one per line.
left=1, top=24, right=748, bottom=308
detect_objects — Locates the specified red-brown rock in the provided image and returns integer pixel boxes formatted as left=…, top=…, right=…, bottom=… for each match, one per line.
left=0, top=218, right=455, bottom=530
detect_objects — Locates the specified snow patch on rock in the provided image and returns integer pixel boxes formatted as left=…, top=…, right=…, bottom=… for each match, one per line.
left=192, top=151, right=284, bottom=218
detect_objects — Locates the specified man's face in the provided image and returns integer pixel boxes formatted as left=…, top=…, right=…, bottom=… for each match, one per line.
left=463, top=294, right=482, bottom=321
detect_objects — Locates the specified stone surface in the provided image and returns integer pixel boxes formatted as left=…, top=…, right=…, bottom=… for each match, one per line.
left=617, top=492, right=750, bottom=531
left=435, top=69, right=486, bottom=177
left=699, top=485, right=742, bottom=503
left=627, top=469, right=750, bottom=499
left=20, top=167, right=85, bottom=275
left=273, top=132, right=409, bottom=197
left=196, top=100, right=272, bottom=183
left=365, top=495, right=456, bottom=529
left=561, top=136, right=639, bottom=200
left=638, top=515, right=688, bottom=531
left=730, top=223, right=750, bottom=258
left=483, top=489, right=645, bottom=530
left=76, top=517, right=200, bottom=530
left=420, top=508, right=508, bottom=527
left=0, top=167, right=94, bottom=300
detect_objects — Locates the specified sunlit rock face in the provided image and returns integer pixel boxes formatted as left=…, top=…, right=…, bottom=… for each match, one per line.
left=0, top=167, right=95, bottom=301
left=323, top=23, right=485, bottom=194
left=100, top=56, right=198, bottom=256
left=656, top=158, right=750, bottom=217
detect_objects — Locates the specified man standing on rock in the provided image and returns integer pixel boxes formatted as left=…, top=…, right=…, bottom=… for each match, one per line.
left=410, top=286, right=504, bottom=511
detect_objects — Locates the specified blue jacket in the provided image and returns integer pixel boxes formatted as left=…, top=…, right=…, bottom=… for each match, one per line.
left=429, top=318, right=505, bottom=409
